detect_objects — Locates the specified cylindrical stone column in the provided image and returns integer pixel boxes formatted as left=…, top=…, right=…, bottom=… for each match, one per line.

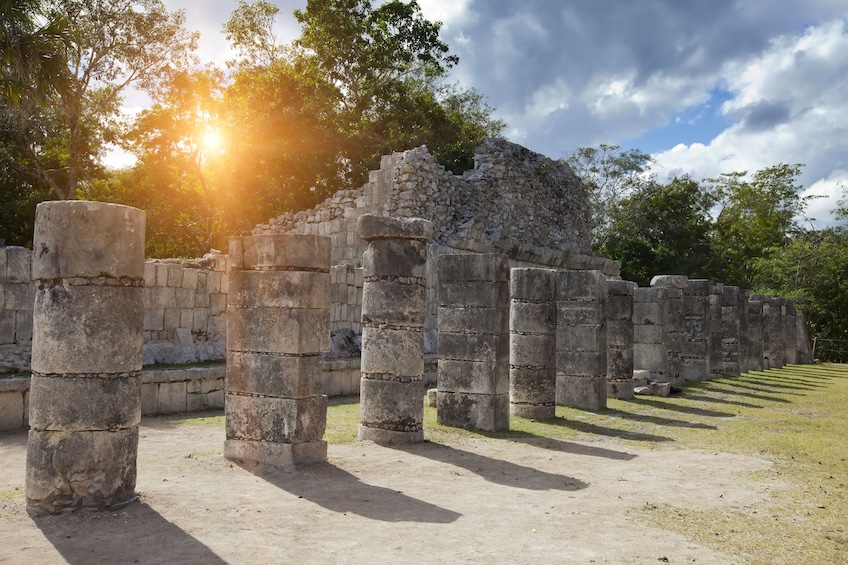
left=225, top=235, right=330, bottom=467
left=437, top=254, right=509, bottom=431
left=556, top=270, right=607, bottom=411
left=509, top=268, right=557, bottom=418
left=746, top=297, right=764, bottom=371
left=26, top=201, right=145, bottom=511
left=606, top=280, right=634, bottom=399
left=784, top=300, right=798, bottom=365
left=633, top=287, right=667, bottom=382
left=358, top=215, right=433, bottom=444
left=708, top=282, right=724, bottom=379
left=650, top=275, right=687, bottom=387
left=721, top=286, right=741, bottom=376
left=684, top=280, right=710, bottom=380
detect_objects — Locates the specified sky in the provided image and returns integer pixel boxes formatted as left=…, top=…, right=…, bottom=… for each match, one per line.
left=152, top=0, right=848, bottom=227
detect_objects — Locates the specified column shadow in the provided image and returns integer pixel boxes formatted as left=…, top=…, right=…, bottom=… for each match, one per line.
left=520, top=416, right=674, bottom=443
left=236, top=460, right=461, bottom=524
left=679, top=393, right=763, bottom=409
left=604, top=409, right=719, bottom=430
left=624, top=397, right=737, bottom=417
left=29, top=502, right=228, bottom=565
left=390, top=441, right=589, bottom=491
left=704, top=381, right=806, bottom=397
left=692, top=384, right=793, bottom=404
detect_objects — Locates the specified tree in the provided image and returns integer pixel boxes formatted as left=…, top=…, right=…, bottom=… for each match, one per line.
left=709, top=163, right=811, bottom=287
left=564, top=144, right=653, bottom=252
left=599, top=176, right=719, bottom=286
left=1, top=0, right=198, bottom=202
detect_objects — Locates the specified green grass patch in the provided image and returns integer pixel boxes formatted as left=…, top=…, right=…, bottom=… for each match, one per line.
left=0, top=489, right=23, bottom=501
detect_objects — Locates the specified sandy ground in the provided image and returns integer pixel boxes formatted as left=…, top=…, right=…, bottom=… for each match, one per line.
left=0, top=413, right=775, bottom=564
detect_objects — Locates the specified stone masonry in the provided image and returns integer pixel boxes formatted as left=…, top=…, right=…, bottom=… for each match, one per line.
left=26, top=201, right=145, bottom=511
left=437, top=254, right=509, bottom=431
left=721, top=286, right=741, bottom=376
left=650, top=275, right=687, bottom=387
left=708, top=283, right=724, bottom=379
left=746, top=296, right=765, bottom=372
left=224, top=235, right=330, bottom=467
left=509, top=268, right=557, bottom=419
left=633, top=286, right=668, bottom=383
left=358, top=215, right=432, bottom=445
left=605, top=280, right=634, bottom=399
left=683, top=280, right=711, bottom=380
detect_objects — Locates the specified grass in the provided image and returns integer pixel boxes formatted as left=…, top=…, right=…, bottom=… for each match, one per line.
left=165, top=364, right=848, bottom=564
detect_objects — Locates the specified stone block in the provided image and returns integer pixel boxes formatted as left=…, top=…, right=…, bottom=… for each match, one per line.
left=607, top=379, right=634, bottom=400
left=438, top=253, right=508, bottom=282
left=439, top=281, right=509, bottom=309
left=226, top=394, right=326, bottom=443
left=155, top=381, right=187, bottom=413
left=607, top=347, right=634, bottom=379
left=357, top=214, right=434, bottom=242
left=555, top=350, right=606, bottom=376
left=633, top=302, right=664, bottom=326
left=229, top=270, right=330, bottom=310
left=685, top=317, right=707, bottom=335
left=28, top=374, right=141, bottom=431
left=25, top=427, right=138, bottom=511
left=0, top=392, right=24, bottom=430
left=556, top=326, right=605, bottom=352
left=556, top=270, right=607, bottom=301
left=181, top=268, right=198, bottom=290
left=164, top=307, right=180, bottom=330
left=684, top=295, right=707, bottom=315
left=186, top=389, right=208, bottom=412
left=509, top=301, right=555, bottom=334
left=179, top=308, right=193, bottom=329
left=207, top=389, right=225, bottom=408
left=193, top=290, right=209, bottom=308
left=606, top=295, right=633, bottom=321
left=439, top=331, right=509, bottom=364
left=143, top=262, right=156, bottom=287
left=438, top=306, right=507, bottom=334
left=32, top=285, right=143, bottom=375
left=174, top=287, right=194, bottom=309
left=144, top=308, right=165, bottom=332
left=224, top=438, right=327, bottom=467
left=228, top=307, right=329, bottom=355
left=362, top=279, right=426, bottom=327
left=0, top=311, right=14, bottom=345
left=437, top=391, right=509, bottom=431
left=359, top=377, right=424, bottom=435
left=4, top=246, right=31, bottom=282
left=650, top=275, right=688, bottom=289
left=0, top=248, right=5, bottom=282
left=362, top=239, right=428, bottom=279
left=229, top=234, right=330, bottom=271
left=509, top=332, right=555, bottom=368
left=209, top=293, right=227, bottom=315
left=360, top=327, right=424, bottom=377
left=634, top=324, right=664, bottom=344
left=556, top=374, right=606, bottom=410
left=510, top=268, right=556, bottom=301
left=556, top=303, right=604, bottom=326
left=510, top=367, right=556, bottom=404
left=686, top=279, right=710, bottom=296
left=14, top=311, right=32, bottom=341
left=634, top=287, right=666, bottom=303
left=32, top=202, right=145, bottom=280
left=192, top=308, right=209, bottom=333
left=438, top=358, right=508, bottom=395
left=227, top=352, right=323, bottom=398
left=510, top=402, right=555, bottom=420
left=606, top=319, right=633, bottom=346
left=5, top=282, right=34, bottom=310
left=140, top=382, right=158, bottom=415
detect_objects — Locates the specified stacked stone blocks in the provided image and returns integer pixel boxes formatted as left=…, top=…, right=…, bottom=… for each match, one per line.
left=0, top=246, right=34, bottom=371
left=606, top=280, right=634, bottom=398
left=650, top=275, right=687, bottom=386
left=224, top=234, right=330, bottom=467
left=721, top=286, right=741, bottom=376
left=26, top=201, right=145, bottom=511
left=358, top=215, right=433, bottom=444
left=556, top=270, right=607, bottom=411
left=633, top=287, right=668, bottom=383
left=683, top=280, right=711, bottom=380
left=437, top=254, right=509, bottom=430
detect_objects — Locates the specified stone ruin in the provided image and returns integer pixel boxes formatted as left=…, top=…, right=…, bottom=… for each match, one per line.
left=0, top=138, right=814, bottom=510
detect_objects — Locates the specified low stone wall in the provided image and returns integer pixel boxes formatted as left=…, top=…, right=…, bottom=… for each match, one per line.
left=0, top=247, right=34, bottom=372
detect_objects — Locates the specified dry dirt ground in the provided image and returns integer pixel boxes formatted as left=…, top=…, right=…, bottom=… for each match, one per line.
left=0, top=413, right=774, bottom=564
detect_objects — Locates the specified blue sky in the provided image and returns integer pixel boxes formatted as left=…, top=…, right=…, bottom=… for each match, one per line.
left=149, top=0, right=848, bottom=227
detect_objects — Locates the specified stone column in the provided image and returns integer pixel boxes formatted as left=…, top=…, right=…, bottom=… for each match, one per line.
left=783, top=300, right=798, bottom=365
left=225, top=235, right=330, bottom=467
left=737, top=289, right=751, bottom=374
left=358, top=215, right=432, bottom=444
left=797, top=310, right=814, bottom=364
left=650, top=275, right=687, bottom=387
left=746, top=296, right=764, bottom=371
left=772, top=297, right=786, bottom=368
left=556, top=270, right=607, bottom=411
left=437, top=254, right=509, bottom=431
left=26, top=201, right=145, bottom=511
left=509, top=268, right=557, bottom=419
left=633, top=287, right=667, bottom=383
left=721, top=286, right=741, bottom=376
left=708, top=282, right=724, bottom=379
left=606, top=280, right=634, bottom=399
left=683, top=280, right=710, bottom=380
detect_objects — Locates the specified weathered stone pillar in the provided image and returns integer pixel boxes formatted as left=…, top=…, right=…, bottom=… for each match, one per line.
left=683, top=280, right=710, bottom=380
left=738, top=289, right=751, bottom=374
left=772, top=297, right=786, bottom=368
left=437, top=254, right=509, bottom=431
left=797, top=309, right=813, bottom=364
left=721, top=286, right=741, bottom=376
left=746, top=296, right=764, bottom=371
left=358, top=215, right=432, bottom=444
left=606, top=280, right=634, bottom=399
left=556, top=270, right=607, bottom=411
left=708, top=282, right=724, bottom=379
left=225, top=234, right=330, bottom=467
left=650, top=275, right=687, bottom=386
left=783, top=300, right=798, bottom=365
left=509, top=268, right=557, bottom=419
left=633, top=287, right=667, bottom=383
left=26, top=201, right=145, bottom=511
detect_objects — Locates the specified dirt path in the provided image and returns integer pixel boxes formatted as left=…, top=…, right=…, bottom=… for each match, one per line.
left=0, top=414, right=773, bottom=564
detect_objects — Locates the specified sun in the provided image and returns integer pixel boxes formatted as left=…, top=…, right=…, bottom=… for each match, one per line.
left=201, top=128, right=223, bottom=152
